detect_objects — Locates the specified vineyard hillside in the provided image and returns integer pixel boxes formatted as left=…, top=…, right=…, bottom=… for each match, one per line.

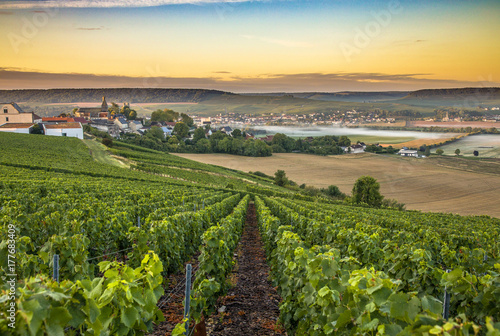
left=1, top=132, right=499, bottom=335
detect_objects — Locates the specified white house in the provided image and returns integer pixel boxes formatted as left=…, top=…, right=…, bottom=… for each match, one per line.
left=129, top=120, right=143, bottom=132
left=43, top=122, right=83, bottom=139
left=349, top=144, right=366, bottom=154
left=114, top=118, right=129, bottom=130
left=0, top=123, right=34, bottom=134
left=398, top=149, right=419, bottom=157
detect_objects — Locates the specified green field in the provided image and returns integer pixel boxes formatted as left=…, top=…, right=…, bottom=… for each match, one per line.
left=433, top=134, right=500, bottom=158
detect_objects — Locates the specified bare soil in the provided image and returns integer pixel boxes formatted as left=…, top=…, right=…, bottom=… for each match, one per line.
left=207, top=203, right=285, bottom=336
left=174, top=153, right=500, bottom=218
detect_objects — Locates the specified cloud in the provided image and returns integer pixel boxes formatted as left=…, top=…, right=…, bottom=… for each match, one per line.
left=391, top=39, right=428, bottom=47
left=0, top=10, right=13, bottom=14
left=213, top=71, right=232, bottom=74
left=0, top=0, right=264, bottom=9
left=0, top=68, right=499, bottom=93
left=242, top=34, right=313, bottom=48
left=76, top=26, right=105, bottom=30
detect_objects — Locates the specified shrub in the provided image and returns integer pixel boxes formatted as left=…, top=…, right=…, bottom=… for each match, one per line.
left=102, top=138, right=113, bottom=147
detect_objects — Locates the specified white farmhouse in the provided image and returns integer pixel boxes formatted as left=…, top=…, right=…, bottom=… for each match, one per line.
left=398, top=149, right=419, bottom=157
left=0, top=123, right=34, bottom=134
left=43, top=122, right=83, bottom=139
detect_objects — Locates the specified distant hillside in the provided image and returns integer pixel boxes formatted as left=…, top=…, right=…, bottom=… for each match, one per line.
left=405, top=88, right=500, bottom=100
left=0, top=88, right=232, bottom=104
left=243, top=91, right=410, bottom=103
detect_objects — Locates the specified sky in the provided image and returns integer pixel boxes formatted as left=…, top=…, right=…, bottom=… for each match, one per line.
left=0, top=0, right=499, bottom=92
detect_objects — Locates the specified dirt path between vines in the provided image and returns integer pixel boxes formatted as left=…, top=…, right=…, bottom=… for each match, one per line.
left=207, top=202, right=285, bottom=336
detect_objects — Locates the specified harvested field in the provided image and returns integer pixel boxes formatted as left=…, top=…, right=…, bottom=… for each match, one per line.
left=174, top=153, right=500, bottom=218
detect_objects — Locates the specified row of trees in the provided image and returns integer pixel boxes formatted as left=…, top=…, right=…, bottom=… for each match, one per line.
left=268, top=133, right=351, bottom=155
left=123, top=127, right=272, bottom=157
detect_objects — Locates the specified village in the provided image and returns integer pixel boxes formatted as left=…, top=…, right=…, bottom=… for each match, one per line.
left=2, top=97, right=498, bottom=159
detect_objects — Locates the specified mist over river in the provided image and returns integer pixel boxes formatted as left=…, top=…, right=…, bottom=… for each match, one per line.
left=249, top=126, right=455, bottom=139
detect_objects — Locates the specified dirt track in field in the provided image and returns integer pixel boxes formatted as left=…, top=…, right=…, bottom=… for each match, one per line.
left=174, top=153, right=500, bottom=218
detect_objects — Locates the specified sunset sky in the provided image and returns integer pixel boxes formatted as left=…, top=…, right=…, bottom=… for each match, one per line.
left=0, top=0, right=499, bottom=92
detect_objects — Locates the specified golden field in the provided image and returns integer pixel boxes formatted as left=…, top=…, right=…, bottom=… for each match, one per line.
left=174, top=153, right=500, bottom=218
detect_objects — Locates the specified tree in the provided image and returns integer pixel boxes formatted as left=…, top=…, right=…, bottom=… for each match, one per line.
left=323, top=185, right=345, bottom=199
left=151, top=109, right=179, bottom=123
left=473, top=150, right=479, bottom=157
left=455, top=148, right=461, bottom=156
left=127, top=109, right=137, bottom=120
left=146, top=126, right=165, bottom=141
left=168, top=135, right=179, bottom=144
left=173, top=122, right=189, bottom=139
left=436, top=149, right=444, bottom=155
left=180, top=113, right=194, bottom=127
left=272, top=133, right=295, bottom=152
left=195, top=139, right=211, bottom=153
left=232, top=129, right=242, bottom=138
left=193, top=127, right=206, bottom=143
left=352, top=176, right=384, bottom=207
left=108, top=102, right=119, bottom=115
left=424, top=146, right=431, bottom=156
left=274, top=170, right=289, bottom=187
left=338, top=135, right=351, bottom=147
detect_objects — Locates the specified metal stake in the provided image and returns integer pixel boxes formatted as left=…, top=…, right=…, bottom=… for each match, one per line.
left=184, top=264, right=192, bottom=335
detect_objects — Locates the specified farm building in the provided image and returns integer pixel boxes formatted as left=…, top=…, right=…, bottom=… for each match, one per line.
left=0, top=123, right=35, bottom=134
left=43, top=122, right=83, bottom=139
left=399, top=149, right=419, bottom=157
left=1, top=103, right=38, bottom=124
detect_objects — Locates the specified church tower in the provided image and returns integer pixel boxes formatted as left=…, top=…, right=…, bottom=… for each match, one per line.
left=101, top=96, right=108, bottom=112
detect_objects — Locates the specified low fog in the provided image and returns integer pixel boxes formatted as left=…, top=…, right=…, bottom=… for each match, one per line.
left=251, top=126, right=455, bottom=139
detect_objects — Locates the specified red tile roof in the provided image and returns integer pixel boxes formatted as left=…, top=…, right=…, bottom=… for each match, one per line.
left=42, top=117, right=74, bottom=122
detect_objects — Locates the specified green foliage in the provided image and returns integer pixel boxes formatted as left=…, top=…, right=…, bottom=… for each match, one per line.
left=151, top=108, right=179, bottom=123
left=274, top=170, right=289, bottom=187
left=352, top=176, right=384, bottom=207
left=436, top=148, right=444, bottom=155
left=146, top=126, right=165, bottom=141
left=322, top=185, right=345, bottom=199
left=0, top=252, right=164, bottom=335
left=180, top=113, right=194, bottom=126
left=193, top=127, right=206, bottom=143
left=425, top=146, right=431, bottom=156
left=102, top=137, right=113, bottom=147
left=254, top=197, right=500, bottom=336
left=121, top=104, right=137, bottom=120
left=173, top=122, right=189, bottom=139
left=455, top=148, right=461, bottom=156
left=191, top=196, right=250, bottom=321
